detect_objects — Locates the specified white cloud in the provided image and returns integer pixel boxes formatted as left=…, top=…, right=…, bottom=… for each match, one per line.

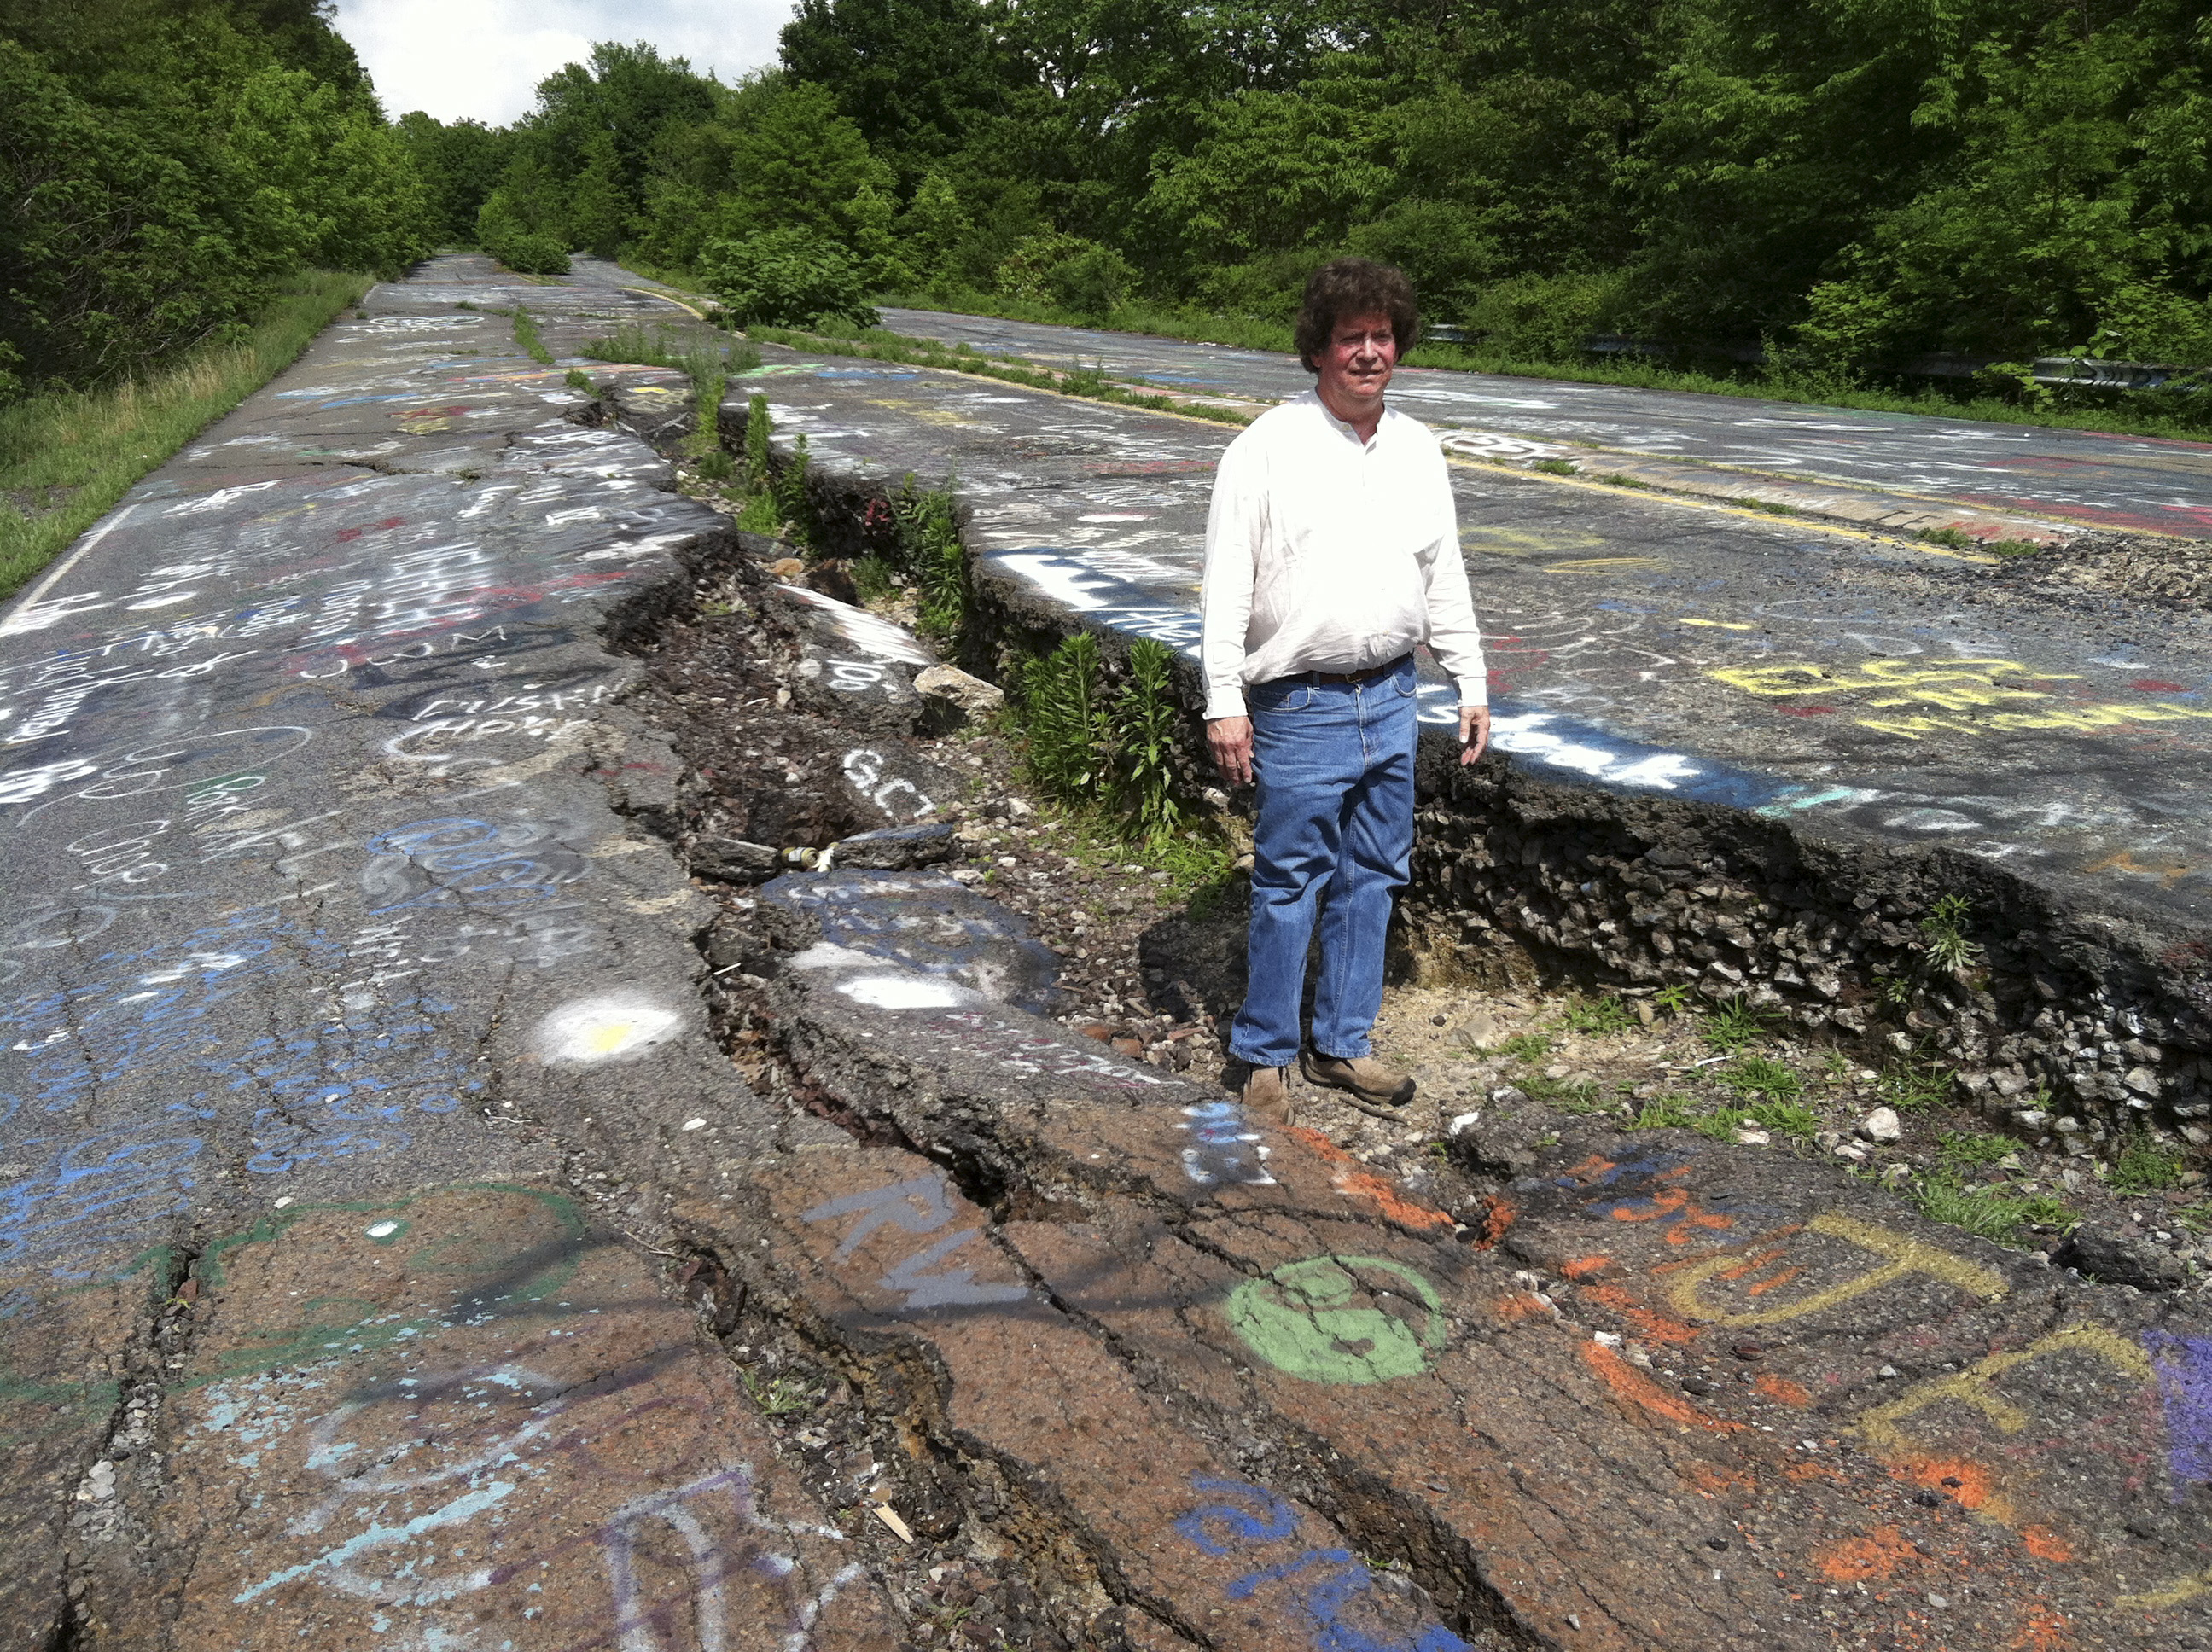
left=333, top=0, right=797, bottom=125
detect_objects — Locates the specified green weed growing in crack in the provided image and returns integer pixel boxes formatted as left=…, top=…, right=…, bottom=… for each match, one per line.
left=893, top=482, right=968, bottom=639
left=1496, top=1032, right=1553, bottom=1063
left=1653, top=985, right=1692, bottom=1019
left=509, top=305, right=552, bottom=365
left=1717, top=1055, right=1802, bottom=1106
left=1918, top=893, right=1982, bottom=975
left=1913, top=1172, right=2075, bottom=1246
left=1560, top=996, right=1635, bottom=1036
left=1878, top=1054, right=1953, bottom=1109
left=1699, top=993, right=1778, bottom=1053
left=1696, top=1100, right=1818, bottom=1140
left=1939, top=1130, right=2014, bottom=1167
left=1107, top=639, right=1185, bottom=837
left=1022, top=631, right=1106, bottom=800
left=743, top=392, right=772, bottom=486
left=1522, top=1074, right=1605, bottom=1113
left=564, top=367, right=592, bottom=391
left=772, top=433, right=812, bottom=540
left=2111, top=1130, right=2186, bottom=1193
left=1017, top=631, right=1205, bottom=843
left=1533, top=457, right=1578, bottom=476
left=1918, top=526, right=1977, bottom=550
left=740, top=1367, right=818, bottom=1416
left=1633, top=1092, right=1701, bottom=1130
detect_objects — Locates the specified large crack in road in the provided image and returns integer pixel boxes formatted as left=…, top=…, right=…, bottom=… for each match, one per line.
left=1, top=255, right=2209, bottom=1651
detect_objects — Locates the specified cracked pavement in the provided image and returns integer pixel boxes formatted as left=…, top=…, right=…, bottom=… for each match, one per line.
left=0, top=256, right=2208, bottom=1651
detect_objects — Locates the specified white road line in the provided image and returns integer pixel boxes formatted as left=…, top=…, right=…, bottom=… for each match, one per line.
left=11, top=503, right=137, bottom=610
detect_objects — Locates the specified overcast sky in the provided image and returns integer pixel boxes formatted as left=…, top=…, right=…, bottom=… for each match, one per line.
left=333, top=0, right=795, bottom=125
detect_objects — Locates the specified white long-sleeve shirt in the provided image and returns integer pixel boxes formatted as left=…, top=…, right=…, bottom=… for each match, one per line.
left=1199, top=391, right=1487, bottom=720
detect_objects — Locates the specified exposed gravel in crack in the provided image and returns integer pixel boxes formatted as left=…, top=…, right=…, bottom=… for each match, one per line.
left=1995, top=529, right=2212, bottom=610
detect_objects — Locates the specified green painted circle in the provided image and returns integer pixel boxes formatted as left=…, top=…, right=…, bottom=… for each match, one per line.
left=1225, top=1254, right=1447, bottom=1385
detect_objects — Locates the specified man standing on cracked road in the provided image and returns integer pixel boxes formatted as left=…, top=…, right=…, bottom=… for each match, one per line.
left=1202, top=257, right=1489, bottom=1127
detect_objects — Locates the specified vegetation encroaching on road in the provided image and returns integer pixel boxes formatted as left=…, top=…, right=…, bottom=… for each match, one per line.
left=2, top=2, right=431, bottom=402
left=397, top=3, right=2212, bottom=432
left=0, top=270, right=372, bottom=599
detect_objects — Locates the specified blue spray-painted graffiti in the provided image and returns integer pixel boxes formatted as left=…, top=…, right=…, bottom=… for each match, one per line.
left=1176, top=1101, right=1275, bottom=1188
left=0, top=898, right=483, bottom=1279
left=2145, top=1329, right=2212, bottom=1499
left=1174, top=1475, right=1470, bottom=1652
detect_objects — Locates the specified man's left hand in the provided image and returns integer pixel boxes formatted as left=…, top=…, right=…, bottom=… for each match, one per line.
left=1459, top=705, right=1490, bottom=765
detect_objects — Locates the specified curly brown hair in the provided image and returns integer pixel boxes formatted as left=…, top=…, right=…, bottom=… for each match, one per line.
left=1293, top=258, right=1420, bottom=372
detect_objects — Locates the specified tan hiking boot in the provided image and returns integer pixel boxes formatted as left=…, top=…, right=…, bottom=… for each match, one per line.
left=1239, top=1063, right=1295, bottom=1126
left=1299, top=1050, right=1415, bottom=1117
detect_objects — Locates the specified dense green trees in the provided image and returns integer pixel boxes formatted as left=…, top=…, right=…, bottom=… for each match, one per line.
left=398, top=1, right=2210, bottom=375
left=0, top=1, right=431, bottom=399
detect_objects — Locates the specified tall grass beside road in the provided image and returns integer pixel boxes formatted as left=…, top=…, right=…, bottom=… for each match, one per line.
left=0, top=270, right=373, bottom=601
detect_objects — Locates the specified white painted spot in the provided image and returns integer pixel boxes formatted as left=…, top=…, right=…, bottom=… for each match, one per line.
left=364, top=1220, right=400, bottom=1238
left=1078, top=513, right=1150, bottom=522
left=789, top=941, right=890, bottom=971
left=682, top=1118, right=707, bottom=1131
left=534, top=992, right=683, bottom=1063
left=837, top=976, right=963, bottom=1009
left=123, top=591, right=199, bottom=611
left=274, top=1197, right=294, bottom=1209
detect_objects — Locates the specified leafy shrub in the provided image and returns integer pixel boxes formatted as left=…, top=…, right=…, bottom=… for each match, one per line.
left=700, top=228, right=877, bottom=330
left=1458, top=272, right=1627, bottom=360
left=995, top=233, right=1136, bottom=321
left=477, top=198, right=570, bottom=275
left=1050, top=245, right=1138, bottom=323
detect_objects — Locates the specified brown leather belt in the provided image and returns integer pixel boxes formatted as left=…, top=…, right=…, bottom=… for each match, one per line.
left=1284, top=653, right=1412, bottom=687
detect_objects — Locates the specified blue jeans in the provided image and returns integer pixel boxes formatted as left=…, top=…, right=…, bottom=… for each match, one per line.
left=1228, top=658, right=1417, bottom=1069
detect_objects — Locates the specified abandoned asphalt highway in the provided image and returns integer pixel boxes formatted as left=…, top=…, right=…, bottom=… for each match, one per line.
left=0, top=255, right=2208, bottom=1652
left=878, top=306, right=2212, bottom=541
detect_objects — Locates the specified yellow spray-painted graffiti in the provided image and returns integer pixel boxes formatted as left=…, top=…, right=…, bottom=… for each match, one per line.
left=1711, top=658, right=2075, bottom=707
left=1665, top=1211, right=2007, bottom=1327
left=1849, top=1322, right=2204, bottom=1609
left=1708, top=658, right=2212, bottom=740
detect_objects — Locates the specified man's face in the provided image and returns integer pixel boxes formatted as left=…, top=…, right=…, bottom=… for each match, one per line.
left=1316, top=311, right=1398, bottom=409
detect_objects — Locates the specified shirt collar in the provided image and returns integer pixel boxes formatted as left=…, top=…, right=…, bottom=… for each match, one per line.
left=1301, top=388, right=1388, bottom=448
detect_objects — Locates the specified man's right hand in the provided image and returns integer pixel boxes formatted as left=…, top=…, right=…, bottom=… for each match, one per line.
left=1207, top=716, right=1254, bottom=788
